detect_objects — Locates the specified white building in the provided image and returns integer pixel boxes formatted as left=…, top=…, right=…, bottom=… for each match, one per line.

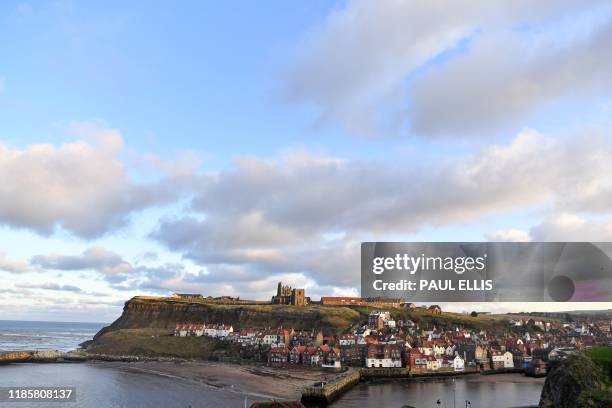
left=453, top=355, right=465, bottom=371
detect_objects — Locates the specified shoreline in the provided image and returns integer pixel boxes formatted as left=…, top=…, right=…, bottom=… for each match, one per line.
left=89, top=359, right=326, bottom=400
left=1, top=351, right=546, bottom=404
left=0, top=352, right=545, bottom=402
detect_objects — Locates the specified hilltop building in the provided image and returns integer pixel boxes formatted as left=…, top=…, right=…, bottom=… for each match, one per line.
left=321, top=297, right=404, bottom=308
left=171, top=293, right=203, bottom=300
left=271, top=282, right=309, bottom=306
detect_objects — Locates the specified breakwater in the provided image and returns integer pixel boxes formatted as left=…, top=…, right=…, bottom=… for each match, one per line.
left=0, top=350, right=88, bottom=364
left=302, top=369, right=361, bottom=404
left=301, top=367, right=486, bottom=404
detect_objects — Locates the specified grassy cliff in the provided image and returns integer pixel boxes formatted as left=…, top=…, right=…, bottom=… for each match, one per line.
left=87, top=296, right=514, bottom=358
left=91, top=296, right=363, bottom=342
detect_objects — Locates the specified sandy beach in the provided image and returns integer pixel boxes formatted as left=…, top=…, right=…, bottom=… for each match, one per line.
left=88, top=360, right=326, bottom=400
left=86, top=360, right=546, bottom=404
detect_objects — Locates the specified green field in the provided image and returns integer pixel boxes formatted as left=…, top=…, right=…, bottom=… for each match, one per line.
left=586, top=347, right=612, bottom=383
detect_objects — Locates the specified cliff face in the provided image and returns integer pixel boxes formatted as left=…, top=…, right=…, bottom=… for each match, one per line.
left=94, top=297, right=363, bottom=340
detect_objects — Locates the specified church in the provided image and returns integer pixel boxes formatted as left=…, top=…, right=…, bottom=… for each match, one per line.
left=271, top=282, right=310, bottom=306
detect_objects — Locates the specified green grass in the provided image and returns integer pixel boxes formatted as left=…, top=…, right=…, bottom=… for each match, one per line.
left=586, top=347, right=612, bottom=383
left=87, top=329, right=218, bottom=359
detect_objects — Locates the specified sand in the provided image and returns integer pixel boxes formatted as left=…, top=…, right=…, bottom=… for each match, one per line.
left=86, top=361, right=546, bottom=402
left=88, top=360, right=325, bottom=399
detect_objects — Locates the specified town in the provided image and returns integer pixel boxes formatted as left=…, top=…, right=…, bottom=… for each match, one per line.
left=171, top=283, right=612, bottom=375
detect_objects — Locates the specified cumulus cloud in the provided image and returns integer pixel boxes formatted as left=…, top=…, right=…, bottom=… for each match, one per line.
left=485, top=229, right=532, bottom=242
left=530, top=213, right=612, bottom=241
left=153, top=129, right=612, bottom=290
left=283, top=0, right=610, bottom=137
left=31, top=246, right=133, bottom=277
left=410, top=18, right=612, bottom=137
left=0, top=252, right=29, bottom=273
left=0, top=124, right=189, bottom=238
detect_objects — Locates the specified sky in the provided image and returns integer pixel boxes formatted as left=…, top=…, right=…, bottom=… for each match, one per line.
left=1, top=0, right=612, bottom=322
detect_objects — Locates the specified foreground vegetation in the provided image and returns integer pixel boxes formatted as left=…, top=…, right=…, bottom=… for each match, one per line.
left=540, top=349, right=612, bottom=408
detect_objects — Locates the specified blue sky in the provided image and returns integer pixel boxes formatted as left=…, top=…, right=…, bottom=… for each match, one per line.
left=1, top=1, right=612, bottom=322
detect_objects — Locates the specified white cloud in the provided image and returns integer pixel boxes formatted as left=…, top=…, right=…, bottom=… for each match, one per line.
left=0, top=252, right=29, bottom=273
left=410, top=19, right=612, bottom=137
left=283, top=0, right=611, bottom=137
left=16, top=282, right=83, bottom=292
left=31, top=246, right=133, bottom=276
left=485, top=229, right=532, bottom=242
left=153, top=128, right=612, bottom=290
left=530, top=213, right=612, bottom=241
left=0, top=124, right=190, bottom=237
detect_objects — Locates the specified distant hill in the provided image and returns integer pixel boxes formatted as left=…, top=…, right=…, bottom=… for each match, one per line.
left=507, top=310, right=612, bottom=320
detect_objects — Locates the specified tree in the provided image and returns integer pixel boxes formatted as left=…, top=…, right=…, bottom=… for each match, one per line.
left=470, top=311, right=478, bottom=317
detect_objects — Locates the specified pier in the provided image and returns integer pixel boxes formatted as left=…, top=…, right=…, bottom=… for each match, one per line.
left=301, top=367, right=482, bottom=404
left=301, top=369, right=361, bottom=404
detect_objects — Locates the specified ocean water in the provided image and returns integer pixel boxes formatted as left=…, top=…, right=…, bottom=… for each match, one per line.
left=0, top=320, right=105, bottom=352
left=0, top=363, right=247, bottom=408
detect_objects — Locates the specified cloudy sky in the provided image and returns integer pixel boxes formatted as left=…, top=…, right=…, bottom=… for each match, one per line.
left=1, top=1, right=612, bottom=322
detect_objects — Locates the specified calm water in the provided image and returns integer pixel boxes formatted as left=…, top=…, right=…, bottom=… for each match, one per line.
left=0, top=321, right=105, bottom=352
left=0, top=363, right=247, bottom=408
left=0, top=364, right=544, bottom=408
left=332, top=376, right=543, bottom=408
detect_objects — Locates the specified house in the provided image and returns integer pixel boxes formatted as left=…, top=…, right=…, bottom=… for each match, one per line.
left=502, top=351, right=514, bottom=368
left=263, top=331, right=280, bottom=345
left=366, top=344, right=402, bottom=368
left=338, top=334, right=357, bottom=346
left=174, top=323, right=189, bottom=337
left=426, top=355, right=439, bottom=371
left=368, top=312, right=389, bottom=330
left=289, top=346, right=305, bottom=364
left=491, top=350, right=514, bottom=369
left=408, top=350, right=427, bottom=371
left=428, top=305, right=442, bottom=314
left=302, top=347, right=318, bottom=366
left=268, top=347, right=289, bottom=366
left=340, top=345, right=366, bottom=366
left=216, top=324, right=233, bottom=338
left=491, top=350, right=505, bottom=369
left=204, top=324, right=218, bottom=337
left=453, top=354, right=465, bottom=371
left=322, top=347, right=342, bottom=368
left=475, top=345, right=488, bottom=362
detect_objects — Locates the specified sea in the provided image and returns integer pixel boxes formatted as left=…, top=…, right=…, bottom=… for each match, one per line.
left=0, top=320, right=104, bottom=352
left=0, top=321, right=544, bottom=408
